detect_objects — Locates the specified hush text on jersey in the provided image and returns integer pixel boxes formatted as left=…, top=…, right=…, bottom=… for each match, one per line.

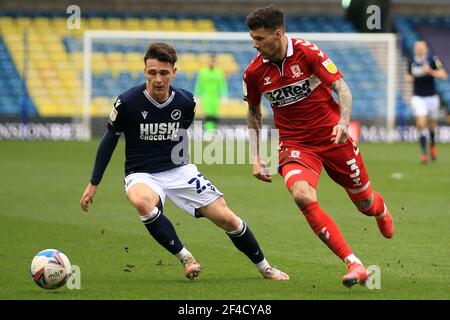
left=139, top=121, right=180, bottom=141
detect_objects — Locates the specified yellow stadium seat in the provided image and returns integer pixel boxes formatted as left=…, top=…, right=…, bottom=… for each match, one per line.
left=61, top=78, right=78, bottom=90
left=198, top=53, right=211, bottom=65
left=107, top=52, right=124, bottom=64
left=0, top=17, right=15, bottom=26
left=177, top=19, right=196, bottom=32
left=34, top=17, right=51, bottom=28
left=106, top=18, right=123, bottom=30
left=92, top=61, right=108, bottom=73
left=92, top=52, right=106, bottom=63
left=51, top=53, right=69, bottom=64
left=52, top=17, right=67, bottom=28
left=16, top=17, right=32, bottom=27
left=34, top=60, right=53, bottom=70
left=160, top=19, right=177, bottom=31
left=124, top=18, right=142, bottom=30
left=178, top=53, right=201, bottom=74
left=41, top=33, right=60, bottom=42
left=87, top=18, right=106, bottom=29
left=142, top=19, right=159, bottom=30
left=215, top=54, right=240, bottom=74
left=195, top=19, right=216, bottom=32
left=40, top=69, right=59, bottom=81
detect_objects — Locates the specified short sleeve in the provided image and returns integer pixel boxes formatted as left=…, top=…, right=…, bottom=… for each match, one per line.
left=107, top=96, right=125, bottom=133
left=301, top=40, right=343, bottom=86
left=243, top=70, right=261, bottom=106
left=431, top=55, right=443, bottom=70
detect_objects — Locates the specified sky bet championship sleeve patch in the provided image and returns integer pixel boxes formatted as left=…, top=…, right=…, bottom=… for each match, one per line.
left=109, top=105, right=118, bottom=121
left=109, top=98, right=121, bottom=121
left=322, top=58, right=338, bottom=74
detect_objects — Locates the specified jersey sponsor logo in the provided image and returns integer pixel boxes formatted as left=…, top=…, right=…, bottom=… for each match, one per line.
left=140, top=122, right=180, bottom=141
left=322, top=58, right=338, bottom=74
left=290, top=64, right=303, bottom=78
left=141, top=111, right=148, bottom=120
left=263, top=76, right=321, bottom=107
left=171, top=109, right=182, bottom=120
left=411, top=64, right=429, bottom=77
left=264, top=76, right=272, bottom=85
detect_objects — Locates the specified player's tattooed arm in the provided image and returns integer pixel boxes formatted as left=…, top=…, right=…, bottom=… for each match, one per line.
left=330, top=78, right=353, bottom=144
left=330, top=78, right=352, bottom=125
left=247, top=103, right=262, bottom=159
left=247, top=103, right=262, bottom=130
left=247, top=103, right=272, bottom=182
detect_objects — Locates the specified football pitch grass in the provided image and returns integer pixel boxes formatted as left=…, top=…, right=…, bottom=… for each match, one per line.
left=0, top=140, right=449, bottom=300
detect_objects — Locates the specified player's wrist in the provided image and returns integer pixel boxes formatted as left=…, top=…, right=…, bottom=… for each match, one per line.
left=338, top=119, right=350, bottom=127
left=89, top=180, right=99, bottom=187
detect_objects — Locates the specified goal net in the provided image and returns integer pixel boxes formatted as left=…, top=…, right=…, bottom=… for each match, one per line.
left=82, top=31, right=398, bottom=141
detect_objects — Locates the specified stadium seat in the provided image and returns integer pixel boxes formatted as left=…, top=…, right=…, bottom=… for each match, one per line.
left=0, top=13, right=399, bottom=118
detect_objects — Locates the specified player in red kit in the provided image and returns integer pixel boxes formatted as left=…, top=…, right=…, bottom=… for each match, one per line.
left=244, top=5, right=394, bottom=288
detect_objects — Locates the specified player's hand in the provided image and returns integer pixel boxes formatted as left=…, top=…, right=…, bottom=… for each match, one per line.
left=252, top=159, right=272, bottom=183
left=331, top=120, right=349, bottom=144
left=80, top=183, right=97, bottom=212
left=423, top=64, right=434, bottom=76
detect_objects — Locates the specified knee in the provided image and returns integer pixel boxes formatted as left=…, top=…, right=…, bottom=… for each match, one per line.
left=220, top=210, right=241, bottom=232
left=291, top=181, right=317, bottom=209
left=130, top=195, right=156, bottom=215
left=214, top=205, right=241, bottom=231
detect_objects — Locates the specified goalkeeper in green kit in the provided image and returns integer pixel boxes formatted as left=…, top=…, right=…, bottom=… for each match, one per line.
left=195, top=55, right=228, bottom=136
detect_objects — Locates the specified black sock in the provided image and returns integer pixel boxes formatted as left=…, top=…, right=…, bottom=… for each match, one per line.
left=429, top=130, right=435, bottom=147
left=227, top=220, right=265, bottom=264
left=141, top=209, right=183, bottom=255
left=419, top=134, right=427, bottom=154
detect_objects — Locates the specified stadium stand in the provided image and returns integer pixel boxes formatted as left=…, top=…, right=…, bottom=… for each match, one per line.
left=0, top=12, right=391, bottom=121
left=8, top=9, right=450, bottom=124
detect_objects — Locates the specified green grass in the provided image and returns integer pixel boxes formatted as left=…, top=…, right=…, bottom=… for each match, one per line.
left=0, top=140, right=449, bottom=299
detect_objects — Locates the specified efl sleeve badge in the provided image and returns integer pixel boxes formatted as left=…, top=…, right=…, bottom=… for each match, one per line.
left=321, top=58, right=338, bottom=74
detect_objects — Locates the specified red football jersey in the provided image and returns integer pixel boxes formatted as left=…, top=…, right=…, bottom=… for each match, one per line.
left=243, top=36, right=343, bottom=146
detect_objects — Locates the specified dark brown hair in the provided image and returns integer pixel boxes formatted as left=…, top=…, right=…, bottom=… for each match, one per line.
left=246, top=5, right=285, bottom=31
left=143, top=42, right=177, bottom=65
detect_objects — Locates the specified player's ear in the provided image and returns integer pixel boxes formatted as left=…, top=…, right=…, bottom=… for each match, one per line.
left=172, top=66, right=177, bottom=77
left=276, top=28, right=282, bottom=38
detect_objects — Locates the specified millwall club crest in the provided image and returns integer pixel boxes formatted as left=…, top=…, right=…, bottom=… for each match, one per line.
left=141, top=111, right=148, bottom=120
left=290, top=64, right=303, bottom=78
left=171, top=109, right=182, bottom=120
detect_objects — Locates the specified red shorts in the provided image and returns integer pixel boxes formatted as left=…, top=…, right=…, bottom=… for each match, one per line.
left=279, top=138, right=372, bottom=201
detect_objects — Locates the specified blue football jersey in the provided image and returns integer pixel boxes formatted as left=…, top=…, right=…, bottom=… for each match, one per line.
left=108, top=83, right=195, bottom=175
left=408, top=54, right=442, bottom=96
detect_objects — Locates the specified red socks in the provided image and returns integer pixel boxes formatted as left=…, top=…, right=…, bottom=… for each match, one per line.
left=360, top=192, right=385, bottom=217
left=301, top=202, right=352, bottom=260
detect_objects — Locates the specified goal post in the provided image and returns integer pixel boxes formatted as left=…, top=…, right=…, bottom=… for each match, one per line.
left=82, top=31, right=398, bottom=141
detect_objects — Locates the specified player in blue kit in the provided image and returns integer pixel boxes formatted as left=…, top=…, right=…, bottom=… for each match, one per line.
left=80, top=42, right=288, bottom=281
left=407, top=41, right=447, bottom=163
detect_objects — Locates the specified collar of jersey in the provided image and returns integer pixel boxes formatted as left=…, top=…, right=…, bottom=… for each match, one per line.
left=262, top=35, right=293, bottom=64
left=143, top=87, right=176, bottom=109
